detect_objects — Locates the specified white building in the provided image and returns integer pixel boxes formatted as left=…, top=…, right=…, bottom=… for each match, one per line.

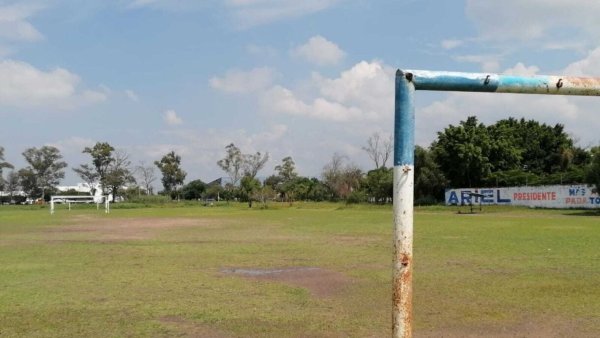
left=56, top=183, right=97, bottom=194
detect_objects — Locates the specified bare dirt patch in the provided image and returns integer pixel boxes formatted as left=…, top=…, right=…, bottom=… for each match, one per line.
left=417, top=316, right=597, bottom=338
left=159, top=316, right=233, bottom=338
left=44, top=216, right=216, bottom=242
left=329, top=235, right=383, bottom=246
left=221, top=267, right=351, bottom=298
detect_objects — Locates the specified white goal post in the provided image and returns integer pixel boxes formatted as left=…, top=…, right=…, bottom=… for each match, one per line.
left=50, top=195, right=110, bottom=215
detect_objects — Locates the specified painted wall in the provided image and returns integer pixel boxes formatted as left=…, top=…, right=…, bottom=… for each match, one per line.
left=445, top=185, right=600, bottom=209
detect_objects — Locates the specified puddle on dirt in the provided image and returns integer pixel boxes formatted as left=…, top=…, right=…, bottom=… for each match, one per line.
left=220, top=267, right=351, bottom=297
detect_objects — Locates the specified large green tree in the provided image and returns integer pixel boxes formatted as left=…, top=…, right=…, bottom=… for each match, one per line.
left=486, top=119, right=523, bottom=172
left=217, top=143, right=244, bottom=187
left=414, top=146, right=447, bottom=202
left=21, top=146, right=68, bottom=200
left=74, top=142, right=114, bottom=195
left=270, top=156, right=298, bottom=201
left=486, top=118, right=582, bottom=186
left=587, top=146, right=600, bottom=194
left=305, top=178, right=330, bottom=201
left=322, top=153, right=363, bottom=200
left=363, top=167, right=393, bottom=204
left=18, top=168, right=40, bottom=198
left=218, top=143, right=269, bottom=189
left=74, top=142, right=134, bottom=198
left=271, top=176, right=330, bottom=203
left=182, top=179, right=206, bottom=200
left=240, top=175, right=261, bottom=208
left=501, top=118, right=573, bottom=174
left=243, top=152, right=269, bottom=179
left=155, top=151, right=187, bottom=199
left=274, top=156, right=297, bottom=181
left=432, top=116, right=581, bottom=188
left=432, top=116, right=492, bottom=188
left=5, top=171, right=20, bottom=202
left=104, top=150, right=135, bottom=198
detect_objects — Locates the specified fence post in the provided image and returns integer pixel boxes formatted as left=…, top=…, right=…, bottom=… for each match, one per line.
left=392, top=70, right=415, bottom=338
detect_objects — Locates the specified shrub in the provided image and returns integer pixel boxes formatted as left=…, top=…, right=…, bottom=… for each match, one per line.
left=127, top=195, right=171, bottom=204
left=415, top=195, right=439, bottom=206
left=346, top=190, right=367, bottom=204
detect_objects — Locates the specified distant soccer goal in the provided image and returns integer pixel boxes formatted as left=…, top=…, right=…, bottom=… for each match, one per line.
left=50, top=195, right=110, bottom=215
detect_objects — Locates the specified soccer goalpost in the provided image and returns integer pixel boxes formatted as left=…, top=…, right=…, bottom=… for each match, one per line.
left=393, top=69, right=600, bottom=337
left=50, top=195, right=110, bottom=215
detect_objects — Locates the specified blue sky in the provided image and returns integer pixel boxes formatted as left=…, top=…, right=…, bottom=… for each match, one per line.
left=2, top=0, right=600, bottom=186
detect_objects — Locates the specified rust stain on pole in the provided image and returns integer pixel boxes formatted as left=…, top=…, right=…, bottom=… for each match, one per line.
left=393, top=251, right=413, bottom=337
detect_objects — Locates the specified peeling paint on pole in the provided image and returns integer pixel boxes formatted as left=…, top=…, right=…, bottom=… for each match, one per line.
left=392, top=68, right=600, bottom=337
left=404, top=70, right=600, bottom=96
left=393, top=70, right=415, bottom=338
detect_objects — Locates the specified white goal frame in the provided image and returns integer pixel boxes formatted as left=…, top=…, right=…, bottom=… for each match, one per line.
left=50, top=195, right=110, bottom=215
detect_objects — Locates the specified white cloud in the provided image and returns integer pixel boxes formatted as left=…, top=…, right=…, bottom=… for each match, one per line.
left=163, top=109, right=183, bottom=126
left=127, top=0, right=205, bottom=11
left=313, top=61, right=394, bottom=117
left=260, top=60, right=394, bottom=123
left=191, top=124, right=287, bottom=152
left=0, top=3, right=43, bottom=42
left=48, top=136, right=95, bottom=155
left=466, top=0, right=600, bottom=48
left=250, top=123, right=287, bottom=144
left=503, top=62, right=539, bottom=76
left=0, top=44, right=12, bottom=56
left=135, top=142, right=190, bottom=159
left=125, top=89, right=139, bottom=102
left=129, top=0, right=159, bottom=7
left=292, top=35, right=345, bottom=66
left=441, top=39, right=463, bottom=50
left=261, top=86, right=309, bottom=115
left=82, top=89, right=108, bottom=104
left=98, top=84, right=112, bottom=94
left=0, top=59, right=107, bottom=109
left=454, top=54, right=501, bottom=73
left=246, top=43, right=278, bottom=58
left=261, top=86, right=363, bottom=122
left=226, top=0, right=341, bottom=28
left=210, top=67, right=277, bottom=93
left=563, top=47, right=600, bottom=76
left=126, top=0, right=341, bottom=28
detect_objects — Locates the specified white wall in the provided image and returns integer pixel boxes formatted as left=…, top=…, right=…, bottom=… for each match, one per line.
left=445, top=185, right=600, bottom=209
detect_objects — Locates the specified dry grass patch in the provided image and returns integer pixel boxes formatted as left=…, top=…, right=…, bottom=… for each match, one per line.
left=44, top=216, right=217, bottom=241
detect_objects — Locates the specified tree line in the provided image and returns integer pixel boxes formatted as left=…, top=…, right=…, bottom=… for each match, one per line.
left=1, top=116, right=599, bottom=205
left=0, top=143, right=148, bottom=204
left=431, top=117, right=599, bottom=191
left=415, top=116, right=599, bottom=202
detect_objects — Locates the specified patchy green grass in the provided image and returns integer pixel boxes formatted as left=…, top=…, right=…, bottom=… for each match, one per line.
left=0, top=203, right=598, bottom=337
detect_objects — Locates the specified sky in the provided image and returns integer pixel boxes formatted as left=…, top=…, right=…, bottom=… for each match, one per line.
left=1, top=0, right=600, bottom=187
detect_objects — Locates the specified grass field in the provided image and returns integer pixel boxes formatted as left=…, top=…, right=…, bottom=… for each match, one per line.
left=0, top=203, right=598, bottom=337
